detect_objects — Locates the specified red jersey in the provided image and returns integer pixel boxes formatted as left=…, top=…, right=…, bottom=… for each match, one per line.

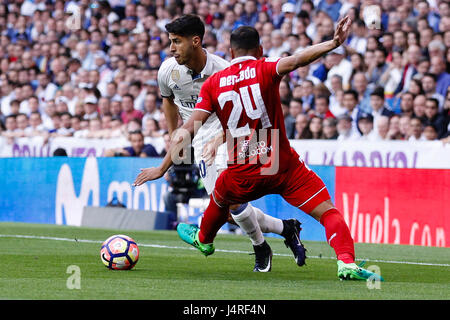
left=196, top=56, right=298, bottom=176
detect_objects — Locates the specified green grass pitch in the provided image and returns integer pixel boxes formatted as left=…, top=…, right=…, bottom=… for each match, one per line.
left=1, top=222, right=449, bottom=300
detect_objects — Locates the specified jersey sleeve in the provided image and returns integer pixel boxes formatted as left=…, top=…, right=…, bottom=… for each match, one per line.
left=157, top=64, right=173, bottom=98
left=261, top=57, right=283, bottom=82
left=194, top=77, right=214, bottom=114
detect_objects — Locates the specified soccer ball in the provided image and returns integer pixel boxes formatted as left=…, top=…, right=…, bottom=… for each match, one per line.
left=100, top=234, right=139, bottom=270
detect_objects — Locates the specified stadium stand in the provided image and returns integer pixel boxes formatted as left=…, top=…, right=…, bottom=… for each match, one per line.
left=0, top=0, right=449, bottom=155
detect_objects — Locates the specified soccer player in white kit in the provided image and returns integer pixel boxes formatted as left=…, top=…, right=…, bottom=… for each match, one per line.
left=135, top=15, right=305, bottom=271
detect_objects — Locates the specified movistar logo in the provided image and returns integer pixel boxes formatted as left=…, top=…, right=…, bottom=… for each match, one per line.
left=55, top=157, right=99, bottom=226
left=55, top=157, right=168, bottom=226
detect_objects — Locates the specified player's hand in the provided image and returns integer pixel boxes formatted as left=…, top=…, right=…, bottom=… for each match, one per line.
left=333, top=16, right=352, bottom=48
left=202, top=138, right=219, bottom=166
left=132, top=167, right=164, bottom=186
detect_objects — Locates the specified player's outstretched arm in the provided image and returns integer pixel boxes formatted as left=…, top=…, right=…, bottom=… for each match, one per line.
left=161, top=97, right=180, bottom=135
left=133, top=109, right=210, bottom=186
left=277, top=16, right=352, bottom=76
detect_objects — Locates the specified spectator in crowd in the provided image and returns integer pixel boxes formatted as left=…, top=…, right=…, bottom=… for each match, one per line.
left=299, top=79, right=315, bottom=112
left=268, top=29, right=290, bottom=58
left=408, top=117, right=425, bottom=142
left=0, top=0, right=447, bottom=156
left=337, top=114, right=360, bottom=141
left=311, top=95, right=335, bottom=119
left=317, top=0, right=342, bottom=22
left=142, top=92, right=162, bottom=127
left=399, top=114, right=412, bottom=140
left=409, top=78, right=425, bottom=97
left=2, top=114, right=18, bottom=144
left=239, top=0, right=258, bottom=27
left=25, top=111, right=48, bottom=138
left=366, top=47, right=389, bottom=88
left=423, top=124, right=439, bottom=141
left=104, top=130, right=159, bottom=157
left=430, top=55, right=450, bottom=97
left=374, top=115, right=391, bottom=141
left=307, top=116, right=323, bottom=140
left=348, top=52, right=366, bottom=86
left=399, top=92, right=415, bottom=117
left=413, top=57, right=432, bottom=81
left=357, top=113, right=377, bottom=141
left=8, top=100, right=21, bottom=117
left=55, top=112, right=74, bottom=137
left=386, top=114, right=403, bottom=140
left=285, top=98, right=303, bottom=139
left=322, top=117, right=338, bottom=139
left=413, top=94, right=427, bottom=120
left=293, top=114, right=311, bottom=139
left=423, top=98, right=448, bottom=138
left=143, top=117, right=163, bottom=138
left=421, top=73, right=445, bottom=110
left=83, top=96, right=99, bottom=120
left=368, top=87, right=394, bottom=123
left=107, top=116, right=126, bottom=139
left=325, top=46, right=353, bottom=91
left=347, top=19, right=367, bottom=54
left=85, top=118, right=105, bottom=139
left=352, top=72, right=372, bottom=113
left=121, top=93, right=144, bottom=124
left=398, top=44, right=421, bottom=93
left=342, top=89, right=360, bottom=134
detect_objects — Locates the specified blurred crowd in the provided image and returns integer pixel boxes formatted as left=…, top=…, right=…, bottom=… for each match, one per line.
left=0, top=0, right=449, bottom=157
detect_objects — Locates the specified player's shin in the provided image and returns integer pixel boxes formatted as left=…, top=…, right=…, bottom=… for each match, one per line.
left=251, top=204, right=284, bottom=234
left=198, top=194, right=229, bottom=244
left=230, top=203, right=265, bottom=246
left=320, top=208, right=355, bottom=263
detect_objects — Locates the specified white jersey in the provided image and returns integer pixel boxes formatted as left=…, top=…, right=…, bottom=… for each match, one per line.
left=158, top=51, right=230, bottom=194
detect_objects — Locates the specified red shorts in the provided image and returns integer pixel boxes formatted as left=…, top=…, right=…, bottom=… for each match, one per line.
left=214, top=155, right=330, bottom=214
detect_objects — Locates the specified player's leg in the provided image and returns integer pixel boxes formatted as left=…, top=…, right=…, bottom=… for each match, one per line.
left=218, top=175, right=305, bottom=267
left=227, top=205, right=306, bottom=267
left=208, top=143, right=273, bottom=271
left=250, top=205, right=306, bottom=266
left=309, top=200, right=383, bottom=281
left=177, top=192, right=229, bottom=256
left=194, top=158, right=271, bottom=265
left=229, top=202, right=272, bottom=272
left=282, top=161, right=383, bottom=281
left=213, top=141, right=306, bottom=269
left=177, top=190, right=273, bottom=271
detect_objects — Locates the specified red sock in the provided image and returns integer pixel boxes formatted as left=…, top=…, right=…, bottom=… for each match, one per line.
left=320, top=208, right=355, bottom=263
left=198, top=194, right=229, bottom=244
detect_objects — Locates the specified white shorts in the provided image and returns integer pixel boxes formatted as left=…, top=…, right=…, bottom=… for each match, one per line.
left=194, top=142, right=227, bottom=195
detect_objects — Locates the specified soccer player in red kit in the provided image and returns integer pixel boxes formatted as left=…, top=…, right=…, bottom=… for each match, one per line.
left=135, top=17, right=383, bottom=281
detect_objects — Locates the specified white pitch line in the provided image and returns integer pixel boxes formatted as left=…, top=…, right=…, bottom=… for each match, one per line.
left=1, top=234, right=449, bottom=267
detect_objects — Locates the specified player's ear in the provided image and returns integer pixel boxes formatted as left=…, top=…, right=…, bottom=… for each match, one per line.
left=192, top=35, right=202, bottom=48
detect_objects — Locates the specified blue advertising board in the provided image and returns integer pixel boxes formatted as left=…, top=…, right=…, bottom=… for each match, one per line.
left=0, top=157, right=334, bottom=241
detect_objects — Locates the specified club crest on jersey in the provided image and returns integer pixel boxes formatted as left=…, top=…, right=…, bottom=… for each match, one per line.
left=171, top=70, right=180, bottom=81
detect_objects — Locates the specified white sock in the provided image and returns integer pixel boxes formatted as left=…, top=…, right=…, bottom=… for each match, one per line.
left=231, top=203, right=265, bottom=246
left=251, top=205, right=284, bottom=235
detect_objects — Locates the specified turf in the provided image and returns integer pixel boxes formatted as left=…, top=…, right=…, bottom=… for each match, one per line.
left=0, top=222, right=449, bottom=300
